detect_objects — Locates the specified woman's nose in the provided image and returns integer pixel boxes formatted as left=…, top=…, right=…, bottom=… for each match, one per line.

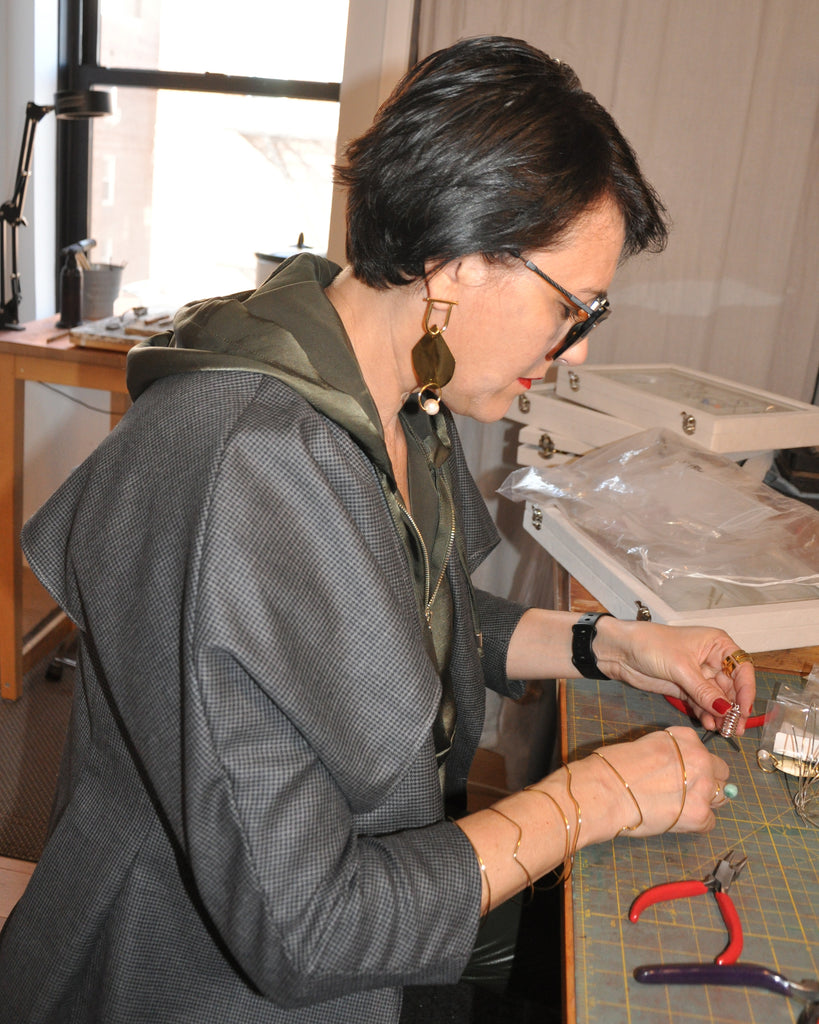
left=550, top=337, right=589, bottom=367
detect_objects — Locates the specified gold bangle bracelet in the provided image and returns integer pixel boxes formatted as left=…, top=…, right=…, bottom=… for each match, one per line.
left=664, top=729, right=688, bottom=831
left=591, top=750, right=644, bottom=833
left=562, top=762, right=582, bottom=880
left=455, top=823, right=492, bottom=917
left=524, top=785, right=571, bottom=888
left=486, top=807, right=534, bottom=900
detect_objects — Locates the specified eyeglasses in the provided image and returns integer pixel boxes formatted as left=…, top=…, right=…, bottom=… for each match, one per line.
left=518, top=256, right=611, bottom=360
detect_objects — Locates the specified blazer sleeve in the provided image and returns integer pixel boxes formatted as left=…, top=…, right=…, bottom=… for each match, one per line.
left=474, top=588, right=528, bottom=700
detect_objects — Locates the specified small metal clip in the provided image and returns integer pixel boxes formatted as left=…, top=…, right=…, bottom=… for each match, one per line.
left=518, top=394, right=531, bottom=414
left=568, top=370, right=580, bottom=392
left=538, top=433, right=556, bottom=459
left=681, top=411, right=697, bottom=435
left=531, top=505, right=543, bottom=530
left=635, top=600, right=652, bottom=621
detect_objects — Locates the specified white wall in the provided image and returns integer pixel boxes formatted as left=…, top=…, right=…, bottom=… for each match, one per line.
left=327, top=0, right=416, bottom=263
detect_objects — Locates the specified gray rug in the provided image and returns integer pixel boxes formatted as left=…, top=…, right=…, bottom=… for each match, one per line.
left=0, top=649, right=73, bottom=862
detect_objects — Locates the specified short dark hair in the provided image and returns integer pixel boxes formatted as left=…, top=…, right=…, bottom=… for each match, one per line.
left=335, top=35, right=669, bottom=288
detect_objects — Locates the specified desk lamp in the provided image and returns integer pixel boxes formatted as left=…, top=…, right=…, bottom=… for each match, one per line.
left=0, top=89, right=112, bottom=331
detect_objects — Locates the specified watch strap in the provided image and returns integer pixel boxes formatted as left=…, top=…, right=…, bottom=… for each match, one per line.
left=571, top=612, right=612, bottom=680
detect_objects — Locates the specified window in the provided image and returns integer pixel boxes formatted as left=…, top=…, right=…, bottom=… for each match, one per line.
left=58, top=0, right=349, bottom=311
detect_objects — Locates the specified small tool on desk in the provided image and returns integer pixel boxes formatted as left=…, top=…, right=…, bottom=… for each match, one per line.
left=633, top=962, right=819, bottom=1023
left=629, top=851, right=747, bottom=965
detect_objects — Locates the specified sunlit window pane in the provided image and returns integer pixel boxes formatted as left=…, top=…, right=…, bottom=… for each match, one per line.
left=90, top=88, right=340, bottom=310
left=99, top=0, right=349, bottom=82
left=89, top=0, right=348, bottom=313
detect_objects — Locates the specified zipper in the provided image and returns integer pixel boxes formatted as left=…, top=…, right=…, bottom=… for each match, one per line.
left=395, top=475, right=456, bottom=624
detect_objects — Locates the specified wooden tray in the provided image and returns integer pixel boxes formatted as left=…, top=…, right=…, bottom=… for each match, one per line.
left=71, top=311, right=174, bottom=352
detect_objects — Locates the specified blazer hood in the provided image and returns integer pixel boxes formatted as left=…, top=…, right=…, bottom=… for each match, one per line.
left=126, top=253, right=392, bottom=477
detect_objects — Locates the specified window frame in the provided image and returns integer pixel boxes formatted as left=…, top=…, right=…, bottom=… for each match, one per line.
left=56, top=0, right=342, bottom=259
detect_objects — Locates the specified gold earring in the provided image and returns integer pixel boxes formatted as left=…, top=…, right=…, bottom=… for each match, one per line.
left=411, top=298, right=456, bottom=415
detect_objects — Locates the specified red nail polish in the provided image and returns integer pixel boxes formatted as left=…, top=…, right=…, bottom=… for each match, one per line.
left=713, top=697, right=732, bottom=714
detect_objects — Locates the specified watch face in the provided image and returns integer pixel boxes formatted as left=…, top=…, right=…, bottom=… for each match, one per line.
left=596, top=367, right=796, bottom=417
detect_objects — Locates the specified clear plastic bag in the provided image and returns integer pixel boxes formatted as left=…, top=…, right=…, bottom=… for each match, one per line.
left=757, top=669, right=819, bottom=779
left=498, top=428, right=819, bottom=612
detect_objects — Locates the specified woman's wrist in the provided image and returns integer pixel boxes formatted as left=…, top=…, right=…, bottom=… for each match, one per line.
left=535, top=755, right=637, bottom=849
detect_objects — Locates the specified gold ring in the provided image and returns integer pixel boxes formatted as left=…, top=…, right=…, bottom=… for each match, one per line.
left=722, top=650, right=754, bottom=676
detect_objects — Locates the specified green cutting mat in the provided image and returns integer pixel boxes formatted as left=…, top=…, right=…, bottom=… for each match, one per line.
left=566, top=671, right=819, bottom=1024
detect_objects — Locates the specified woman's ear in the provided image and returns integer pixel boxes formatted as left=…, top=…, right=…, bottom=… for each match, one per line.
left=424, top=254, right=492, bottom=297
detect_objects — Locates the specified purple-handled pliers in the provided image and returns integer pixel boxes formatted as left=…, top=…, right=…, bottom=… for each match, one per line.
left=634, top=963, right=819, bottom=1024
left=629, top=851, right=747, bottom=966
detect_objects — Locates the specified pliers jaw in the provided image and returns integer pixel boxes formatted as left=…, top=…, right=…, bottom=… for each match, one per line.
left=706, top=851, right=747, bottom=894
left=702, top=726, right=740, bottom=751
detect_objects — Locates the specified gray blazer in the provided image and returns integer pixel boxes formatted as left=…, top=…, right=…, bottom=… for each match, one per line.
left=0, top=370, right=526, bottom=1023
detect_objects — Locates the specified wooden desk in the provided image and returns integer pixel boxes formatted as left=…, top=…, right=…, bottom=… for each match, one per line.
left=0, top=318, right=129, bottom=700
left=557, top=567, right=819, bottom=1024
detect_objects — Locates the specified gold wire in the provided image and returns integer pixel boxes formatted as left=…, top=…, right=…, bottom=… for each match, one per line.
left=486, top=806, right=534, bottom=901
left=664, top=729, right=688, bottom=831
left=456, top=825, right=492, bottom=917
left=562, top=762, right=582, bottom=880
left=591, top=750, right=644, bottom=833
left=524, top=785, right=571, bottom=889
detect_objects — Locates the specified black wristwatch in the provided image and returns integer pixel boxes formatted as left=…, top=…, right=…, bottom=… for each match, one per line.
left=571, top=612, right=613, bottom=680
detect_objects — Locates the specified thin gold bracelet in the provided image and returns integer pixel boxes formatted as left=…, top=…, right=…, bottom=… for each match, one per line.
left=591, top=750, right=644, bottom=833
left=455, top=823, right=492, bottom=916
left=664, top=729, right=688, bottom=831
left=524, top=785, right=571, bottom=889
left=486, top=807, right=534, bottom=900
left=562, top=762, right=582, bottom=880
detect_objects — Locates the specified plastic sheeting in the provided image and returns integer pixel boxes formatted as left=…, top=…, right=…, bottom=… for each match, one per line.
left=499, top=429, right=819, bottom=612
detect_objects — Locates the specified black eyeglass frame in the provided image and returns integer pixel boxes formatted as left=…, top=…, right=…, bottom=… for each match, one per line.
left=517, top=256, right=611, bottom=360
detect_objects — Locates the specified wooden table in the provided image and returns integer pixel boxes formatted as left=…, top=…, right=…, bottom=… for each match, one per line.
left=557, top=568, right=819, bottom=1024
left=0, top=317, right=129, bottom=700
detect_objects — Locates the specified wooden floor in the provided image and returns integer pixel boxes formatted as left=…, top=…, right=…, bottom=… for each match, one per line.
left=0, top=856, right=35, bottom=929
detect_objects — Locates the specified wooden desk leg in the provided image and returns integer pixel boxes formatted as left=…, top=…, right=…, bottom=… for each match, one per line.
left=553, top=560, right=571, bottom=614
left=0, top=357, right=24, bottom=700
left=554, top=560, right=575, bottom=1023
left=110, top=390, right=131, bottom=431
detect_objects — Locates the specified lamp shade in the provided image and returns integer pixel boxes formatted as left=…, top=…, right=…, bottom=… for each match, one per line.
left=53, top=90, right=113, bottom=120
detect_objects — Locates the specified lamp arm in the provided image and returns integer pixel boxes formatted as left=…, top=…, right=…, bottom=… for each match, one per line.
left=1, top=102, right=54, bottom=228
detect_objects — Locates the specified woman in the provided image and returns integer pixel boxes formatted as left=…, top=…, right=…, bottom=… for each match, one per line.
left=0, top=36, right=754, bottom=1024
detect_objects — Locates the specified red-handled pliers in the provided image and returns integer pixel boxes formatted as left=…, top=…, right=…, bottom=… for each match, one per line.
left=629, top=851, right=747, bottom=966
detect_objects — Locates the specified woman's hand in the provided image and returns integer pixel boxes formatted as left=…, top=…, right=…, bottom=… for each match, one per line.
left=594, top=619, right=756, bottom=735
left=457, top=726, right=729, bottom=915
left=579, top=726, right=730, bottom=841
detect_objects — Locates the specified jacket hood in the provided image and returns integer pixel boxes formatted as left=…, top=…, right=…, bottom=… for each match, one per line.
left=126, top=253, right=392, bottom=476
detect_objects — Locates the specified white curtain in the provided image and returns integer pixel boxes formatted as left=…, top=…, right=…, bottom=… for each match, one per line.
left=417, top=0, right=819, bottom=400
left=416, top=0, right=819, bottom=598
